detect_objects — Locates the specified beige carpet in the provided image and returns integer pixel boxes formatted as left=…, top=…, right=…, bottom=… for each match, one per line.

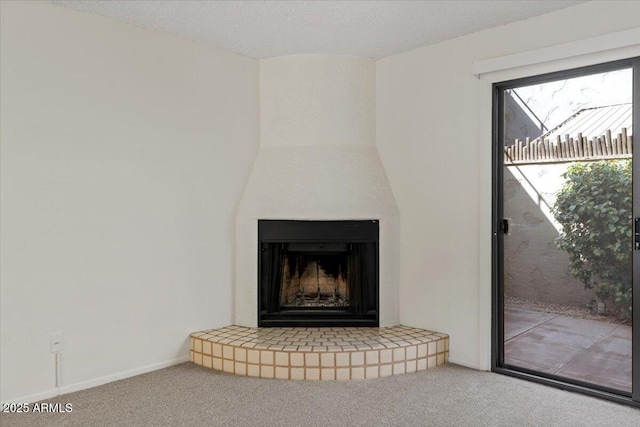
left=2, top=363, right=638, bottom=426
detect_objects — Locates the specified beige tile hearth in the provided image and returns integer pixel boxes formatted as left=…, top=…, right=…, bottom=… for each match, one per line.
left=190, top=325, right=449, bottom=381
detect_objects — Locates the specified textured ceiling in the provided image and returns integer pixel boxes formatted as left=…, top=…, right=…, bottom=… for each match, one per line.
left=51, top=1, right=586, bottom=59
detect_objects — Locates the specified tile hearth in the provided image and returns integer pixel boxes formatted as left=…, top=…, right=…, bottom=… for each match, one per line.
left=190, top=325, right=449, bottom=380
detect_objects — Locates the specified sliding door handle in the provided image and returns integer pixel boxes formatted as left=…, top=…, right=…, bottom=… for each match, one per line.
left=500, top=219, right=510, bottom=235
left=635, top=218, right=640, bottom=250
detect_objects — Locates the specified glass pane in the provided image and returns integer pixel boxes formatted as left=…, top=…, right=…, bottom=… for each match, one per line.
left=280, top=254, right=350, bottom=307
left=502, top=68, right=633, bottom=393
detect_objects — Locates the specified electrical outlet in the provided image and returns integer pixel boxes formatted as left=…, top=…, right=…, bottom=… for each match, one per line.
left=50, top=331, right=64, bottom=353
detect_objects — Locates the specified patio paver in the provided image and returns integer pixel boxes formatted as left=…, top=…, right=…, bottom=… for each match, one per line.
left=504, top=308, right=632, bottom=393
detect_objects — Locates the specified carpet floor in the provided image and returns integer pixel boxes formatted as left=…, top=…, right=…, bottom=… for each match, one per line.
left=2, top=363, right=638, bottom=426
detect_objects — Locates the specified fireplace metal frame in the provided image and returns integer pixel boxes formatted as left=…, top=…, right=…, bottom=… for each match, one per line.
left=258, top=220, right=379, bottom=327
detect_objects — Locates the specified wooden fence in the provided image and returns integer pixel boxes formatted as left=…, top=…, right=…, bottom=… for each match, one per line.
left=505, top=128, right=632, bottom=164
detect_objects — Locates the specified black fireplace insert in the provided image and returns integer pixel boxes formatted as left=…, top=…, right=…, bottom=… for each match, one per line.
left=258, top=220, right=379, bottom=327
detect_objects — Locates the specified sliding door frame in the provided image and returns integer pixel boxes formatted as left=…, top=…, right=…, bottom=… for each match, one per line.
left=491, top=57, right=640, bottom=407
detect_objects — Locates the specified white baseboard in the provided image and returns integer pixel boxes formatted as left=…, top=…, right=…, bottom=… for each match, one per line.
left=447, top=357, right=485, bottom=371
left=1, top=388, right=62, bottom=406
left=2, top=356, right=189, bottom=405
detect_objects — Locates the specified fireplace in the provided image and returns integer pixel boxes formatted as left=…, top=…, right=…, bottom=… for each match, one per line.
left=258, top=220, right=379, bottom=327
left=235, top=55, right=399, bottom=328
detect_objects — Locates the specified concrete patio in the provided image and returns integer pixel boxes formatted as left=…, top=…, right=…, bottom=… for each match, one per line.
left=504, top=308, right=632, bottom=393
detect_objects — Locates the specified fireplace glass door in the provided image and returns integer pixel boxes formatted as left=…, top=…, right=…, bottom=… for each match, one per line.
left=258, top=220, right=379, bottom=327
left=280, top=251, right=350, bottom=309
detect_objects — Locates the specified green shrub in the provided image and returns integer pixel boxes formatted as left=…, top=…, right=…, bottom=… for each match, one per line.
left=551, top=160, right=632, bottom=320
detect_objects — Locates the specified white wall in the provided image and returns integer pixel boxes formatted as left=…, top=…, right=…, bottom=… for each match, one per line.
left=0, top=1, right=258, bottom=402
left=261, top=55, right=375, bottom=147
left=376, top=1, right=640, bottom=369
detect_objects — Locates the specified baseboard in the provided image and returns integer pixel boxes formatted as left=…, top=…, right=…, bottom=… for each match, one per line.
left=2, top=355, right=189, bottom=405
left=447, top=357, right=484, bottom=371
left=1, top=388, right=62, bottom=406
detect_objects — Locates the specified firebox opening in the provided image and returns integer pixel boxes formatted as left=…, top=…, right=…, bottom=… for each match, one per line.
left=258, top=220, right=379, bottom=327
left=280, top=253, right=350, bottom=308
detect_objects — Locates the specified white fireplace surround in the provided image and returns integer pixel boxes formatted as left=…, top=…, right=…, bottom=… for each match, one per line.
left=235, top=55, right=400, bottom=327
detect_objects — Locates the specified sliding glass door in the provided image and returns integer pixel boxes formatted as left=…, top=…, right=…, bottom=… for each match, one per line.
left=493, top=58, right=639, bottom=406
